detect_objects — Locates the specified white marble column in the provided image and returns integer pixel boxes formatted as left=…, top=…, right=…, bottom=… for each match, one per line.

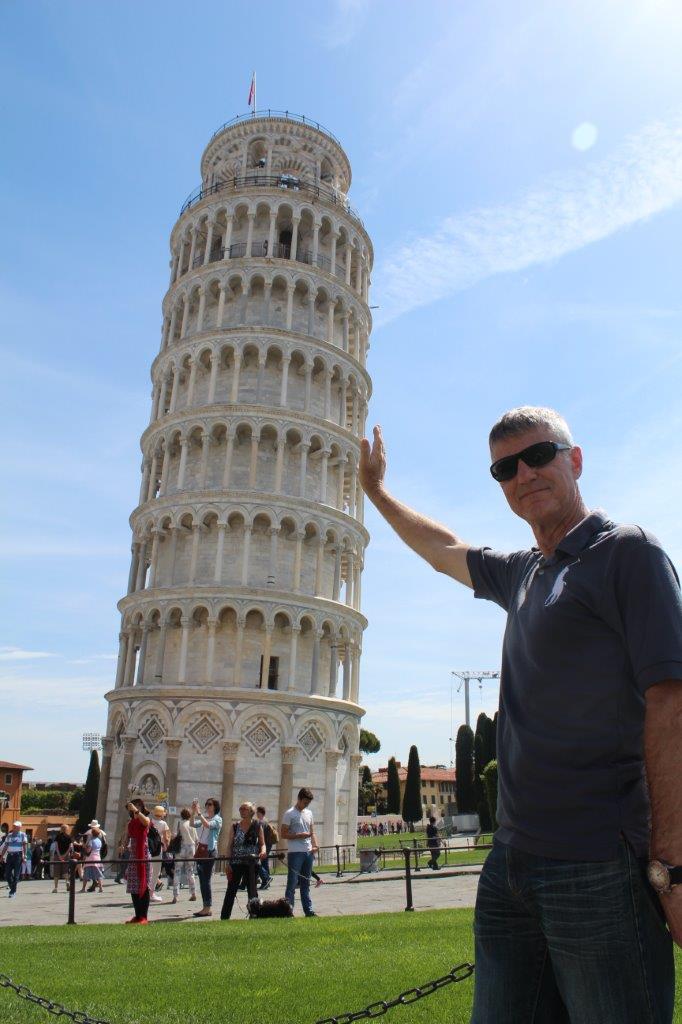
left=214, top=523, right=226, bottom=583
left=178, top=616, right=190, bottom=683
left=288, top=627, right=299, bottom=690
left=154, top=620, right=168, bottom=684
left=241, top=525, right=252, bottom=585
left=292, top=531, right=304, bottom=592
left=206, top=619, right=217, bottom=684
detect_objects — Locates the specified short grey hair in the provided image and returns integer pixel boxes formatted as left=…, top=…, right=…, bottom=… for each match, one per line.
left=489, top=406, right=574, bottom=450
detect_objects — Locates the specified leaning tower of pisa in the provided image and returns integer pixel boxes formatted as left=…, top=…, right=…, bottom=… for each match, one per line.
left=97, top=111, right=372, bottom=850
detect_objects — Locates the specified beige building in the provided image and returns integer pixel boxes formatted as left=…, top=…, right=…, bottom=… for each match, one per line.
left=98, top=111, right=372, bottom=849
left=372, top=763, right=457, bottom=818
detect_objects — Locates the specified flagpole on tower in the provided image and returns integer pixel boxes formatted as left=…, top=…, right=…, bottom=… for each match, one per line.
left=248, top=71, right=257, bottom=115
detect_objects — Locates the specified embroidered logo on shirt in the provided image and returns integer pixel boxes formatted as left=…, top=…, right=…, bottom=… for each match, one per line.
left=544, top=559, right=580, bottom=607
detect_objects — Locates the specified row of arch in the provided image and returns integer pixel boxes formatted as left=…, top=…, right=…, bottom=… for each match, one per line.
left=148, top=340, right=369, bottom=434
left=170, top=199, right=370, bottom=303
left=114, top=602, right=363, bottom=703
left=161, top=268, right=369, bottom=360
left=126, top=507, right=365, bottom=608
left=138, top=422, right=365, bottom=520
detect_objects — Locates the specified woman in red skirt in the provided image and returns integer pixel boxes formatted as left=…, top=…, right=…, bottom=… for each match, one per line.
left=125, top=799, right=151, bottom=924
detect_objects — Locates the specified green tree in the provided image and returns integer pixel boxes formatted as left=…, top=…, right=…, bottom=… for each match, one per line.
left=482, top=760, right=499, bottom=830
left=474, top=716, right=492, bottom=831
left=402, top=745, right=422, bottom=827
left=359, top=729, right=381, bottom=754
left=386, top=757, right=402, bottom=815
left=455, top=724, right=476, bottom=814
left=76, top=750, right=101, bottom=833
left=68, top=787, right=84, bottom=813
left=358, top=765, right=375, bottom=814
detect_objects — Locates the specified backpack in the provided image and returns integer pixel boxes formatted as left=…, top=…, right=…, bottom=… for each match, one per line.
left=168, top=828, right=182, bottom=856
left=148, top=824, right=162, bottom=857
left=264, top=821, right=279, bottom=847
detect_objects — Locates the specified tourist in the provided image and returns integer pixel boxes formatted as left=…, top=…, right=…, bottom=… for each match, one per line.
left=171, top=807, right=197, bottom=905
left=125, top=798, right=151, bottom=924
left=0, top=822, right=27, bottom=898
left=360, top=409, right=682, bottom=1021
left=71, top=833, right=86, bottom=883
left=255, top=805, right=276, bottom=890
left=282, top=787, right=318, bottom=917
left=148, top=805, right=170, bottom=902
left=31, top=839, right=44, bottom=879
left=20, top=842, right=32, bottom=878
left=51, top=824, right=72, bottom=893
left=81, top=821, right=105, bottom=893
left=220, top=802, right=266, bottom=920
left=426, top=816, right=441, bottom=870
left=191, top=797, right=222, bottom=918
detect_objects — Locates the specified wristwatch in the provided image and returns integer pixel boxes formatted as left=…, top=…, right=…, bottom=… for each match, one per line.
left=647, top=859, right=682, bottom=894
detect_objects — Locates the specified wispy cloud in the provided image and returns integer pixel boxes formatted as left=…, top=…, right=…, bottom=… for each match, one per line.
left=374, top=116, right=682, bottom=327
left=0, top=646, right=56, bottom=661
left=68, top=654, right=117, bottom=665
left=318, top=0, right=369, bottom=48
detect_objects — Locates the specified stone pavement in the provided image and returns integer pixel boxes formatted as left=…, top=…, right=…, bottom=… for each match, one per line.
left=0, top=866, right=481, bottom=927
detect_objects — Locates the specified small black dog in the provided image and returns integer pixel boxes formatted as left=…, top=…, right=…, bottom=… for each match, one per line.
left=247, top=896, right=293, bottom=919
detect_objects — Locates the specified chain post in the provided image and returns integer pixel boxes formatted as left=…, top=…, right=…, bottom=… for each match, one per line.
left=403, top=847, right=414, bottom=911
left=335, top=844, right=342, bottom=877
left=67, top=859, right=77, bottom=925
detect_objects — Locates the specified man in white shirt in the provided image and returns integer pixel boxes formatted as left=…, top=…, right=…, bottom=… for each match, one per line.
left=0, top=822, right=28, bottom=899
left=282, top=787, right=318, bottom=917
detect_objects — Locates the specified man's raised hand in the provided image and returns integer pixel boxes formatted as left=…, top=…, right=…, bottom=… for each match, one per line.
left=360, top=424, right=386, bottom=498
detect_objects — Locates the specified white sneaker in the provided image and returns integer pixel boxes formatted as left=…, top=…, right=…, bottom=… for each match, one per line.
left=150, top=893, right=163, bottom=902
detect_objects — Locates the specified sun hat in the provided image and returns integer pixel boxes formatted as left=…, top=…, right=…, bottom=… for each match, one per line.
left=87, top=820, right=100, bottom=829
left=13, top=821, right=22, bottom=827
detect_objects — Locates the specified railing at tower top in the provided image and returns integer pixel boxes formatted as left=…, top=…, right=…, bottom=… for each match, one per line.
left=179, top=172, right=364, bottom=229
left=208, top=110, right=346, bottom=150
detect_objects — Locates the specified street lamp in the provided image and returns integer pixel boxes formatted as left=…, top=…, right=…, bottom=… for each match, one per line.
left=82, top=732, right=102, bottom=752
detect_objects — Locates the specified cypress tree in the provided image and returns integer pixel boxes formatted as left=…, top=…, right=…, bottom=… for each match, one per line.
left=386, top=757, right=401, bottom=815
left=474, top=720, right=492, bottom=831
left=402, top=745, right=422, bottom=827
left=455, top=724, right=476, bottom=814
left=482, top=760, right=499, bottom=830
left=76, top=749, right=101, bottom=833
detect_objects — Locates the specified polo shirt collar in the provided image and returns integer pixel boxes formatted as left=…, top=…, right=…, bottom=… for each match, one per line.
left=554, top=509, right=612, bottom=558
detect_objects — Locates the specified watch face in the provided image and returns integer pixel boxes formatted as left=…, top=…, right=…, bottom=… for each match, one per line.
left=647, top=860, right=670, bottom=892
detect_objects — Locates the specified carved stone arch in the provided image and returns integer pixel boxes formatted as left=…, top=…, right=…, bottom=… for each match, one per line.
left=142, top=604, right=163, bottom=628
left=132, top=760, right=165, bottom=802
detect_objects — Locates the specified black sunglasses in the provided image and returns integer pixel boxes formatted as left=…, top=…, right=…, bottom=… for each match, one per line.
left=490, top=441, right=571, bottom=482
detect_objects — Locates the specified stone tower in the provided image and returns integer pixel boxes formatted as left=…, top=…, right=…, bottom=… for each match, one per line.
left=97, top=111, right=372, bottom=850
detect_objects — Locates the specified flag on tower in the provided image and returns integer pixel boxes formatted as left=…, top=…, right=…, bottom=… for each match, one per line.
left=248, top=72, right=256, bottom=112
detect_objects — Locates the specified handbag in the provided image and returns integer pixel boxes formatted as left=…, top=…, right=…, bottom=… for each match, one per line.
left=195, top=843, right=209, bottom=859
left=168, top=829, right=182, bottom=856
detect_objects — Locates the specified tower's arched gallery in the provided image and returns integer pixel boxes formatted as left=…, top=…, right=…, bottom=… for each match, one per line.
left=97, top=112, right=373, bottom=848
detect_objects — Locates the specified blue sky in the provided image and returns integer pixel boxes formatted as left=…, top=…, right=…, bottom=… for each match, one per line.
left=3, top=0, right=682, bottom=781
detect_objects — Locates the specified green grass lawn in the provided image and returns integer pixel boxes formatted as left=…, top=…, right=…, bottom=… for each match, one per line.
left=0, top=910, right=680, bottom=1024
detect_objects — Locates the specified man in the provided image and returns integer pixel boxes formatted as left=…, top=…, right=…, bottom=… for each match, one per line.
left=0, top=822, right=28, bottom=898
left=360, top=407, right=682, bottom=1024
left=282, top=787, right=318, bottom=917
left=31, top=838, right=44, bottom=880
left=51, top=823, right=72, bottom=893
left=255, top=806, right=277, bottom=890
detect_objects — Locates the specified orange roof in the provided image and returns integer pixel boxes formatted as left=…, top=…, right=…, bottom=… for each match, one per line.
left=0, top=761, right=33, bottom=771
left=372, top=764, right=455, bottom=783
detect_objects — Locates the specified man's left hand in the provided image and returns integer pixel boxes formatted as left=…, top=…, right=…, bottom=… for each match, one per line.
left=660, top=887, right=682, bottom=947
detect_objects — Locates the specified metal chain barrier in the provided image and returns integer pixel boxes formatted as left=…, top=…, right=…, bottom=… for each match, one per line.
left=314, top=962, right=475, bottom=1023
left=0, top=973, right=110, bottom=1023
left=1, top=962, right=474, bottom=1024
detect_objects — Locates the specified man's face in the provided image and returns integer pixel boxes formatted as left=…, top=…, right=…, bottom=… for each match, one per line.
left=490, top=427, right=582, bottom=527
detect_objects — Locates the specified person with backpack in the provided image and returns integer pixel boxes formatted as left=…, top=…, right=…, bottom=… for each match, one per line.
left=147, top=806, right=169, bottom=902
left=255, top=806, right=277, bottom=890
left=170, top=807, right=197, bottom=905
left=220, top=802, right=266, bottom=920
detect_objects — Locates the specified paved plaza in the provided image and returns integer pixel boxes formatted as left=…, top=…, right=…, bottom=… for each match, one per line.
left=0, top=865, right=481, bottom=927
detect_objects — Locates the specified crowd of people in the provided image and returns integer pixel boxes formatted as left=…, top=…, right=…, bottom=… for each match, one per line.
left=0, top=786, right=325, bottom=923
left=356, top=820, right=407, bottom=837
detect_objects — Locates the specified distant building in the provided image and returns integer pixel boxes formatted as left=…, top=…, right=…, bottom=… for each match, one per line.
left=372, top=762, right=457, bottom=818
left=0, top=763, right=78, bottom=841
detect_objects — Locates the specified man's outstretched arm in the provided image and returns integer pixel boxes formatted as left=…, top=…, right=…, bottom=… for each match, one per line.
left=645, top=679, right=682, bottom=947
left=359, top=425, right=473, bottom=588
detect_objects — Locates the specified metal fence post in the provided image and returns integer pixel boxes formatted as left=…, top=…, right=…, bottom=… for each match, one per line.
left=67, top=860, right=77, bottom=925
left=335, top=844, right=342, bottom=877
left=403, top=848, right=414, bottom=912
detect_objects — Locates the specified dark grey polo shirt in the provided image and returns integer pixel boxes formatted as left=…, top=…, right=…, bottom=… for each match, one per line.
left=467, top=510, right=682, bottom=861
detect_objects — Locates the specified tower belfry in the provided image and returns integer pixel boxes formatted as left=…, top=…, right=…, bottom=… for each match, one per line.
left=98, top=111, right=373, bottom=847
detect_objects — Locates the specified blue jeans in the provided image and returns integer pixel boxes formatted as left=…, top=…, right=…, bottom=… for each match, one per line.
left=195, top=853, right=215, bottom=907
left=471, top=838, right=674, bottom=1024
left=257, top=856, right=270, bottom=885
left=5, top=853, right=22, bottom=895
left=285, top=852, right=314, bottom=915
